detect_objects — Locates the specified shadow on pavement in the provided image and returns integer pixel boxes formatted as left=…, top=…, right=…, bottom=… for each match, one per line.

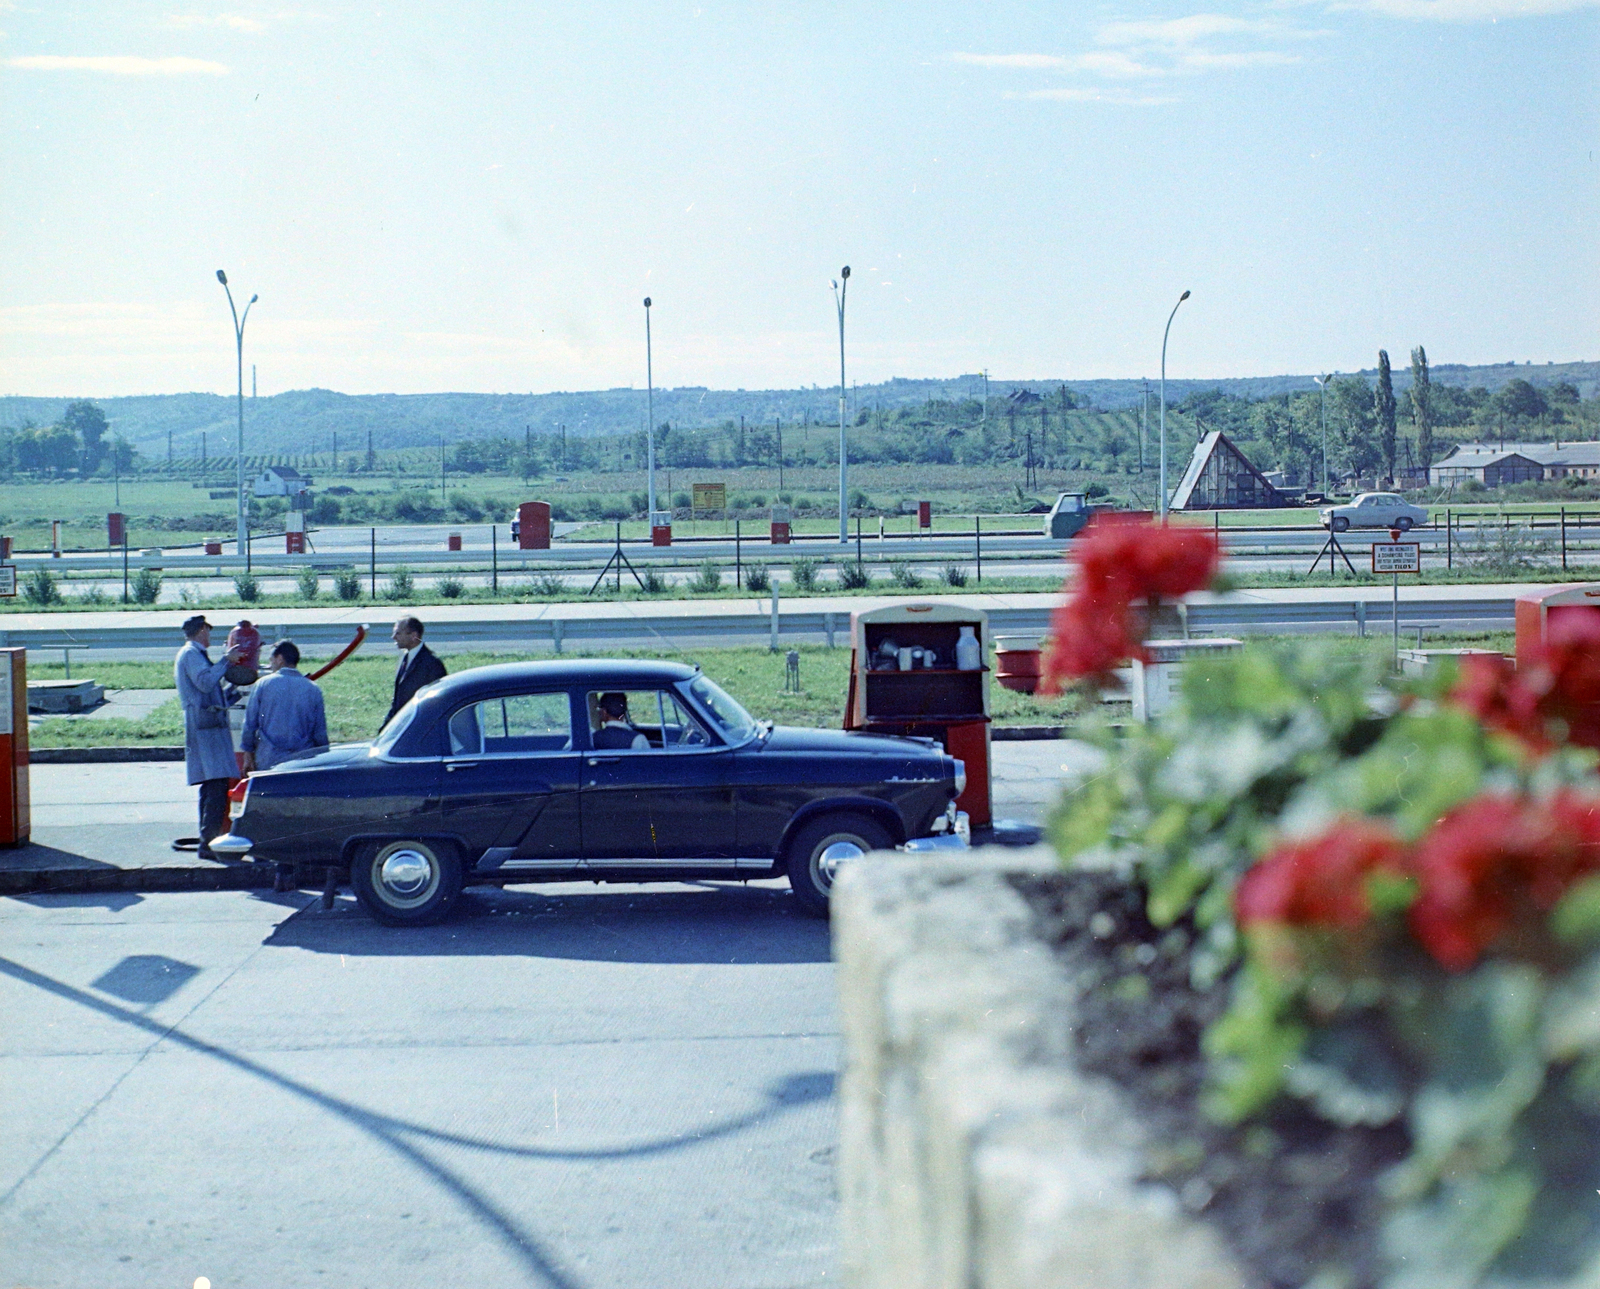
left=266, top=882, right=833, bottom=965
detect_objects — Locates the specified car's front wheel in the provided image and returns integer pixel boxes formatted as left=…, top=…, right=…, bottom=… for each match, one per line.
left=785, top=813, right=892, bottom=919
left=1331, top=516, right=1350, bottom=532
left=351, top=838, right=463, bottom=926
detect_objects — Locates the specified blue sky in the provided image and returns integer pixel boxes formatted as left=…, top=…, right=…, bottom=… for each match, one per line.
left=3, top=1, right=1596, bottom=397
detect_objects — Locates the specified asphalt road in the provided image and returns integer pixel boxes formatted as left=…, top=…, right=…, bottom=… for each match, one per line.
left=0, top=743, right=1088, bottom=1287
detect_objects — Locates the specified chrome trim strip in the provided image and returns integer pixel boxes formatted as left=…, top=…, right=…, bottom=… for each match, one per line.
left=477, top=846, right=517, bottom=870
left=496, top=858, right=584, bottom=872
left=582, top=856, right=742, bottom=869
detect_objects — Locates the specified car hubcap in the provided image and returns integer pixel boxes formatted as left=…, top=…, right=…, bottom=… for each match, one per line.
left=815, top=839, right=865, bottom=889
left=379, top=848, right=435, bottom=900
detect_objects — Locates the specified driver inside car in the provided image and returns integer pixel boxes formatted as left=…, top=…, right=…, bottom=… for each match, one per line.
left=591, top=691, right=649, bottom=750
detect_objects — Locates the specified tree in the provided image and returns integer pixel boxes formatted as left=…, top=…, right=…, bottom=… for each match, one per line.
left=1410, top=346, right=1434, bottom=472
left=1375, top=351, right=1397, bottom=484
left=62, top=400, right=108, bottom=471
left=1494, top=378, right=1548, bottom=423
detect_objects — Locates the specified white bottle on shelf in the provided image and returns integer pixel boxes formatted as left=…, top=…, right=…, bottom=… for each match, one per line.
left=955, top=625, right=982, bottom=671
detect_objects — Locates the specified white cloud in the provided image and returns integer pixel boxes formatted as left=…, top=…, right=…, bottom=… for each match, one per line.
left=950, top=52, right=1073, bottom=69
left=6, top=54, right=229, bottom=74
left=1011, top=87, right=1180, bottom=105
left=951, top=49, right=1159, bottom=77
left=164, top=13, right=266, bottom=32
left=1096, top=13, right=1294, bottom=45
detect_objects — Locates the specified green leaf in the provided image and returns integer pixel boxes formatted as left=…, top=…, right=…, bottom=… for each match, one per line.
left=1383, top=1168, right=1536, bottom=1289
left=1203, top=960, right=1306, bottom=1123
left=1552, top=875, right=1600, bottom=949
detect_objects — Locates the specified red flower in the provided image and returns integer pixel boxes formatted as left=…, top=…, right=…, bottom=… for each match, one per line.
left=1236, top=819, right=1410, bottom=930
left=1041, top=519, right=1221, bottom=689
left=1408, top=792, right=1600, bottom=970
left=1451, top=613, right=1600, bottom=753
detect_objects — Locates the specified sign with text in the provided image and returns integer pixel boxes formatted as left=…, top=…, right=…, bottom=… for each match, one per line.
left=0, top=565, right=14, bottom=598
left=692, top=483, right=727, bottom=514
left=1372, top=542, right=1421, bottom=574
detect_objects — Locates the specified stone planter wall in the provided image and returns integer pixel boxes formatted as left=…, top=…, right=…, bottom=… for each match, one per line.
left=832, top=846, right=1247, bottom=1289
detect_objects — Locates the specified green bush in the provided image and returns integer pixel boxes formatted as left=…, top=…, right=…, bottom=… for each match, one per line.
left=76, top=585, right=109, bottom=606
left=296, top=567, right=320, bottom=601
left=839, top=562, right=871, bottom=590
left=233, top=572, right=260, bottom=603
left=333, top=569, right=363, bottom=601
left=639, top=568, right=668, bottom=595
left=744, top=564, right=771, bottom=592
left=689, top=560, right=723, bottom=593
left=437, top=576, right=465, bottom=599
left=791, top=558, right=819, bottom=591
left=890, top=561, right=922, bottom=589
left=23, top=568, right=61, bottom=606
left=528, top=572, right=566, bottom=597
left=384, top=568, right=415, bottom=601
left=131, top=568, right=162, bottom=605
left=941, top=563, right=969, bottom=588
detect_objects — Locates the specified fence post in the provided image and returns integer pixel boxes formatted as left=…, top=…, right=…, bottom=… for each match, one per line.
left=369, top=527, right=377, bottom=598
left=553, top=619, right=564, bottom=654
left=1446, top=509, right=1452, bottom=571
left=1561, top=507, right=1567, bottom=570
left=736, top=520, right=742, bottom=586
left=1357, top=599, right=1367, bottom=638
left=770, top=578, right=780, bottom=651
left=975, top=514, right=982, bottom=583
left=825, top=611, right=835, bottom=649
left=491, top=523, right=498, bottom=593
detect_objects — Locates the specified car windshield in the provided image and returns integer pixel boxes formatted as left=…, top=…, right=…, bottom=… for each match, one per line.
left=688, top=674, right=759, bottom=742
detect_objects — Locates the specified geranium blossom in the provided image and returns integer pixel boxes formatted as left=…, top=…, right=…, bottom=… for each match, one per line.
left=1408, top=792, right=1600, bottom=970
left=1235, top=818, right=1410, bottom=930
left=1040, top=518, right=1220, bottom=689
left=1452, top=612, right=1600, bottom=752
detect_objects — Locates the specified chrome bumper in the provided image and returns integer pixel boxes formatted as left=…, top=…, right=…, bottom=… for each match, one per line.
left=208, top=833, right=254, bottom=857
left=899, top=808, right=971, bottom=853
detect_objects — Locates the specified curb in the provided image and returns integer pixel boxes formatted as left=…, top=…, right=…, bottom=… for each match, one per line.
left=0, top=863, right=277, bottom=896
left=29, top=746, right=186, bottom=764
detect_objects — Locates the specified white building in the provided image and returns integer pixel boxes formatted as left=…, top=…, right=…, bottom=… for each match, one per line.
left=1429, top=442, right=1600, bottom=488
left=252, top=465, right=311, bottom=498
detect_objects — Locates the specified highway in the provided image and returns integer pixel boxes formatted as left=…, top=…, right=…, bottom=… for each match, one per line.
left=0, top=582, right=1548, bottom=662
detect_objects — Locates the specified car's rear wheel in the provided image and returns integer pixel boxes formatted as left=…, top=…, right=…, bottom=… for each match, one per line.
left=785, top=813, right=892, bottom=919
left=1395, top=516, right=1414, bottom=531
left=351, top=838, right=462, bottom=926
left=1331, top=516, right=1350, bottom=532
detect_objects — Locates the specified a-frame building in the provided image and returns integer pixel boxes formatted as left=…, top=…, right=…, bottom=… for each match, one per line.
left=1169, top=430, right=1288, bottom=510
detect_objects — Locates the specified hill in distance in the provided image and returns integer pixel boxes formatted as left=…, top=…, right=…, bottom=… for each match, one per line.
left=2, top=360, right=1594, bottom=456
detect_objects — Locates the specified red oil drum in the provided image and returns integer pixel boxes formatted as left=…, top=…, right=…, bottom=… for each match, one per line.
left=447, top=532, right=462, bottom=551
left=993, top=635, right=1042, bottom=694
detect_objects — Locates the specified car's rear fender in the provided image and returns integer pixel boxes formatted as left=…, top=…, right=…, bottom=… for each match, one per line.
left=777, top=796, right=907, bottom=862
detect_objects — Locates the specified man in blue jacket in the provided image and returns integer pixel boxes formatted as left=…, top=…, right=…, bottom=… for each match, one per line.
left=241, top=639, right=329, bottom=773
left=175, top=615, right=247, bottom=859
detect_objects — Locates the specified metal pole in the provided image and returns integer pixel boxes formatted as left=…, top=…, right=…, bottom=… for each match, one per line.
left=834, top=266, right=851, bottom=543
left=1447, top=509, right=1453, bottom=570
left=736, top=520, right=742, bottom=586
left=370, top=527, right=376, bottom=598
left=1562, top=506, right=1568, bottom=570
left=644, top=298, right=656, bottom=519
left=216, top=271, right=256, bottom=567
left=491, top=522, right=498, bottom=594
left=975, top=514, right=982, bottom=583
left=1315, top=373, right=1330, bottom=495
left=1392, top=570, right=1400, bottom=670
left=1158, top=290, right=1190, bottom=521
left=122, top=533, right=129, bottom=603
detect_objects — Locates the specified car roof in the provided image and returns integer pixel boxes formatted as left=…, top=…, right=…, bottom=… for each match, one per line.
left=425, top=658, right=700, bottom=698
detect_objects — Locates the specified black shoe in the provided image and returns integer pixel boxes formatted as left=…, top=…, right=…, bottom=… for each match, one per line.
left=197, top=846, right=219, bottom=861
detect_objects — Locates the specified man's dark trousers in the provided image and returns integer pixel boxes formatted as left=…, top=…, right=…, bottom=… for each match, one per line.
left=198, top=778, right=230, bottom=858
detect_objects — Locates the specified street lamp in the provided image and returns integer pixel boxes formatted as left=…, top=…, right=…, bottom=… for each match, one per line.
left=217, top=270, right=257, bottom=562
left=1313, top=373, right=1331, bottom=495
left=644, top=297, right=656, bottom=519
left=1158, top=289, right=1190, bottom=521
left=833, top=266, right=850, bottom=543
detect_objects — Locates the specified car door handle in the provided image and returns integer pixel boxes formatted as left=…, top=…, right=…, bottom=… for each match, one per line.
left=445, top=760, right=480, bottom=771
left=587, top=756, right=620, bottom=766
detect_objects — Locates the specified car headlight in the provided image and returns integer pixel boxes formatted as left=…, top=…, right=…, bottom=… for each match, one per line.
left=953, top=759, right=967, bottom=796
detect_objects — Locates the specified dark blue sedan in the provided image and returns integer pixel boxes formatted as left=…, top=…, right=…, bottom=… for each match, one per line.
left=217, top=659, right=968, bottom=924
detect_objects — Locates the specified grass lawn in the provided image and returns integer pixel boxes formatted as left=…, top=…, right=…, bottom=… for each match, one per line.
left=26, top=631, right=1511, bottom=748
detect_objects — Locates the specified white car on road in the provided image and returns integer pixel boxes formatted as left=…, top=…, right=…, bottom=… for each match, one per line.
left=1319, top=492, right=1429, bottom=532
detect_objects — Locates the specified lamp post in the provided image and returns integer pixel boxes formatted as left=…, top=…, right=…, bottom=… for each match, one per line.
left=1313, top=373, right=1331, bottom=495
left=216, top=270, right=257, bottom=561
left=1158, top=289, right=1190, bottom=521
left=833, top=266, right=850, bottom=543
left=644, top=297, right=656, bottom=519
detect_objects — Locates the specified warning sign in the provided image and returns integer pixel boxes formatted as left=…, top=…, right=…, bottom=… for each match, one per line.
left=0, top=566, right=15, bottom=598
left=692, top=483, right=727, bottom=514
left=1372, top=542, right=1421, bottom=574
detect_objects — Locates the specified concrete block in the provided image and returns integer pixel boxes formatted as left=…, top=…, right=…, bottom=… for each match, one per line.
left=26, top=678, right=106, bottom=714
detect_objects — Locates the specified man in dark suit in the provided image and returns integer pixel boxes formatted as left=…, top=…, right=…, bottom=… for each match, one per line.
left=382, top=616, right=447, bottom=731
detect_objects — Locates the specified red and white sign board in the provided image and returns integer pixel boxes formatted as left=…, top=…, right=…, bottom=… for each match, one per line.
left=1372, top=542, right=1421, bottom=574
left=0, top=566, right=14, bottom=598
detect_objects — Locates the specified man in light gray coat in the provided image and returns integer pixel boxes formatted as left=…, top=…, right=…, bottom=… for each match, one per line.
left=176, top=615, right=246, bottom=859
left=240, top=639, right=328, bottom=772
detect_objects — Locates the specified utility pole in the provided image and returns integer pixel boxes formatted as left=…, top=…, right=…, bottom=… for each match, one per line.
left=1140, top=380, right=1148, bottom=472
left=776, top=417, right=784, bottom=492
left=215, top=269, right=257, bottom=561
left=1158, top=290, right=1191, bottom=521
left=644, top=297, right=656, bottom=518
left=833, top=265, right=851, bottom=543
left=440, top=438, right=446, bottom=505
left=251, top=363, right=256, bottom=398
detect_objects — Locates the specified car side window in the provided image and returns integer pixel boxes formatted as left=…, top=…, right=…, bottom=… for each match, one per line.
left=586, top=689, right=711, bottom=752
left=450, top=692, right=572, bottom=756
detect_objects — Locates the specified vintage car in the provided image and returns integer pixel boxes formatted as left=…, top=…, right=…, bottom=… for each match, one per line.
left=1319, top=492, right=1429, bottom=532
left=214, top=659, right=967, bottom=925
